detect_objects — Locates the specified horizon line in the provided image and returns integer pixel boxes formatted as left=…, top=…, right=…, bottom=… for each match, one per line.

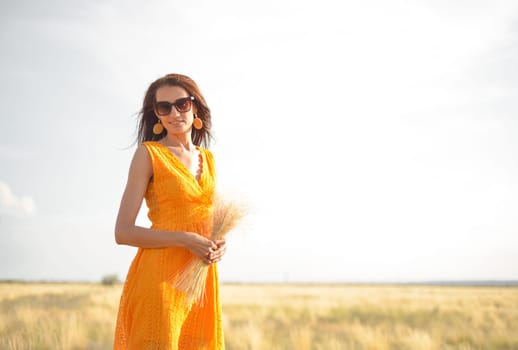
left=1, top=279, right=518, bottom=287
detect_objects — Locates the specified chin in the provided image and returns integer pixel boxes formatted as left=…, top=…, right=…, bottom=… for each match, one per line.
left=166, top=126, right=189, bottom=134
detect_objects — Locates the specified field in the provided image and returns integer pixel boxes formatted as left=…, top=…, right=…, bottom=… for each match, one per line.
left=0, top=283, right=517, bottom=349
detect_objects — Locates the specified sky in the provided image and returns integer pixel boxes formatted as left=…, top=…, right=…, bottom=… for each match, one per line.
left=1, top=0, right=517, bottom=283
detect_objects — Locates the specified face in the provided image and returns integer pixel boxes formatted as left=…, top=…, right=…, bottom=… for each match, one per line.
left=154, top=85, right=197, bottom=135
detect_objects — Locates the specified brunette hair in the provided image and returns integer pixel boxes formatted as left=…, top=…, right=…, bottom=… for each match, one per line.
left=136, top=73, right=213, bottom=147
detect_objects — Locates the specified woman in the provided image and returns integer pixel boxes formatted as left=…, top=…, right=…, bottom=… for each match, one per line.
left=113, top=73, right=226, bottom=349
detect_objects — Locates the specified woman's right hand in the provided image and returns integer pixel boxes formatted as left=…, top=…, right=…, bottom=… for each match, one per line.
left=183, top=232, right=218, bottom=264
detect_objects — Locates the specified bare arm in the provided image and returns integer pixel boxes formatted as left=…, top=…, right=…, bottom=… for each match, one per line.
left=114, top=145, right=217, bottom=261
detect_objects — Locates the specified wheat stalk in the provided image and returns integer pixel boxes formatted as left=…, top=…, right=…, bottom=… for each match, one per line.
left=173, top=194, right=247, bottom=305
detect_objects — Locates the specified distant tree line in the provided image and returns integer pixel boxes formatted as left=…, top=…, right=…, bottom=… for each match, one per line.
left=101, top=274, right=120, bottom=286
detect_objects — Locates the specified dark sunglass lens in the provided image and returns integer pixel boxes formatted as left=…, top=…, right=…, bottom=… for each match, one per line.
left=156, top=102, right=172, bottom=116
left=176, top=98, right=191, bottom=112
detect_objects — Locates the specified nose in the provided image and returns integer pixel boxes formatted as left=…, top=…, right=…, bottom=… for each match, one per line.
left=167, top=107, right=181, bottom=117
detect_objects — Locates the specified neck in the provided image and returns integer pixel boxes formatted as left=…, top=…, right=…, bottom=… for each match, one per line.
left=162, top=133, right=195, bottom=150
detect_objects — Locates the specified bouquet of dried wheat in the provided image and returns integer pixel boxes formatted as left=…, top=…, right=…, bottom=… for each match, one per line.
left=173, top=194, right=247, bottom=305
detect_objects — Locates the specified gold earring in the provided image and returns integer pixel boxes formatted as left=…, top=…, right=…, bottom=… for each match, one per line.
left=152, top=120, right=164, bottom=134
left=193, top=115, right=203, bottom=130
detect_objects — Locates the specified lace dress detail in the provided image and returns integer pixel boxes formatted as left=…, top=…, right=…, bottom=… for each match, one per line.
left=113, top=141, right=224, bottom=350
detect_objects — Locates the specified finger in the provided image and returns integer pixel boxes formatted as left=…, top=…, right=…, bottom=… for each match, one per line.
left=213, top=243, right=226, bottom=251
left=214, top=246, right=226, bottom=256
left=214, top=239, right=226, bottom=247
left=206, top=242, right=218, bottom=254
left=211, top=250, right=225, bottom=260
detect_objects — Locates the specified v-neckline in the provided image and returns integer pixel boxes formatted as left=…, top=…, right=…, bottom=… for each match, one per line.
left=152, top=141, right=204, bottom=185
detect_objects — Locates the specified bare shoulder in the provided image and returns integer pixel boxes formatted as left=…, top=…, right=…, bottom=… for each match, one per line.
left=129, top=143, right=153, bottom=178
left=134, top=143, right=152, bottom=162
left=136, top=142, right=152, bottom=155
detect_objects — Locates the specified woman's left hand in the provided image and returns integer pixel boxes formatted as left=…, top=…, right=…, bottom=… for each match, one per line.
left=207, top=239, right=227, bottom=264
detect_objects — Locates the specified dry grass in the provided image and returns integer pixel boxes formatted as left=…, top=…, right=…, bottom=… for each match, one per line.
left=0, top=283, right=517, bottom=349
left=221, top=284, right=518, bottom=350
left=0, top=283, right=120, bottom=349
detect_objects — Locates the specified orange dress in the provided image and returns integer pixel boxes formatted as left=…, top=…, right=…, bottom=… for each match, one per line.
left=113, top=141, right=224, bottom=350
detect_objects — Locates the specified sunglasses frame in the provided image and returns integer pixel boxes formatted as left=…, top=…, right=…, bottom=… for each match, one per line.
left=154, top=96, right=195, bottom=116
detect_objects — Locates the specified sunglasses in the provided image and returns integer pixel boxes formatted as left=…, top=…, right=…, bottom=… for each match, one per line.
left=154, top=96, right=195, bottom=116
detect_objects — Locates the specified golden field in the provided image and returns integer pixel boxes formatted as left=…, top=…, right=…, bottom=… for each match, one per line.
left=0, top=282, right=517, bottom=349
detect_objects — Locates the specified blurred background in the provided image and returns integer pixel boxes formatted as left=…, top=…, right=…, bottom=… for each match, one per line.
left=1, top=0, right=517, bottom=284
